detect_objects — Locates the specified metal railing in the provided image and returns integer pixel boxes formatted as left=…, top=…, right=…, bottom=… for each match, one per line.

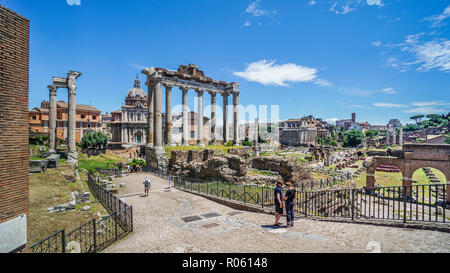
left=145, top=167, right=449, bottom=224
left=30, top=175, right=133, bottom=253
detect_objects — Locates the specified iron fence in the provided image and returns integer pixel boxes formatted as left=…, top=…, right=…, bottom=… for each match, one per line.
left=30, top=175, right=133, bottom=253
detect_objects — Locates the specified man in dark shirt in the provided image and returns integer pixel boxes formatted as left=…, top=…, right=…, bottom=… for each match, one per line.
left=283, top=182, right=296, bottom=228
left=273, top=181, right=284, bottom=227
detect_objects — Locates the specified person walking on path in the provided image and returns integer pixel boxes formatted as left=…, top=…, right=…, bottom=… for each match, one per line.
left=143, top=177, right=151, bottom=197
left=273, top=181, right=284, bottom=227
left=168, top=173, right=173, bottom=189
left=283, top=182, right=296, bottom=228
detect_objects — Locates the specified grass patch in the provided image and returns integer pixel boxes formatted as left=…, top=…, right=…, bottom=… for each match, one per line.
left=29, top=164, right=107, bottom=245
left=78, top=153, right=128, bottom=173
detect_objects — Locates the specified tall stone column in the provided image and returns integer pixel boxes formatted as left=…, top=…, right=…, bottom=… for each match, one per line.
left=210, top=92, right=217, bottom=144
left=165, top=84, right=173, bottom=146
left=386, top=129, right=390, bottom=145
left=48, top=85, right=57, bottom=154
left=393, top=132, right=397, bottom=146
left=67, top=71, right=81, bottom=165
left=400, top=128, right=403, bottom=146
left=233, top=92, right=240, bottom=145
left=153, top=80, right=163, bottom=147
left=196, top=89, right=204, bottom=146
left=223, top=93, right=229, bottom=144
left=181, top=87, right=189, bottom=146
left=146, top=81, right=154, bottom=147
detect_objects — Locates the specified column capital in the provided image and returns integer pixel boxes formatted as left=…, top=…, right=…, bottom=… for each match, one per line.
left=48, top=85, right=58, bottom=96
left=163, top=83, right=175, bottom=90
left=195, top=88, right=205, bottom=95
left=225, top=82, right=240, bottom=93
left=209, top=91, right=217, bottom=97
left=180, top=86, right=189, bottom=93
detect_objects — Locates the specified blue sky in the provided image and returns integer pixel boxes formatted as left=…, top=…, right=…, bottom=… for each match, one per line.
left=3, top=0, right=450, bottom=125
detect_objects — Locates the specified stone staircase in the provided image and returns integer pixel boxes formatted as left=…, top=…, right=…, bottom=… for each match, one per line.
left=422, top=167, right=442, bottom=184
left=376, top=165, right=401, bottom=173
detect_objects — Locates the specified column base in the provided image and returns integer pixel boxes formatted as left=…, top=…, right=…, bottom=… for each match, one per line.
left=67, top=152, right=79, bottom=167
left=146, top=146, right=167, bottom=170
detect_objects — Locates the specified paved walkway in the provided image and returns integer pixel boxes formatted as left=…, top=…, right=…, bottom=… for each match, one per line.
left=105, top=173, right=450, bottom=253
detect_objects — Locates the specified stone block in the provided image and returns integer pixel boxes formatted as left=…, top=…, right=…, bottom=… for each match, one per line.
left=29, top=160, right=48, bottom=173
left=46, top=154, right=60, bottom=169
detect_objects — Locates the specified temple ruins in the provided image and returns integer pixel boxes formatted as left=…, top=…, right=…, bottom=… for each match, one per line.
left=47, top=71, right=82, bottom=165
left=142, top=64, right=240, bottom=169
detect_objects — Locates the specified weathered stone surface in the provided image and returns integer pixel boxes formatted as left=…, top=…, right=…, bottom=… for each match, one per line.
left=171, top=150, right=189, bottom=167
left=188, top=150, right=202, bottom=163
left=29, top=160, right=48, bottom=173
left=46, top=154, right=60, bottom=169
left=251, top=156, right=311, bottom=184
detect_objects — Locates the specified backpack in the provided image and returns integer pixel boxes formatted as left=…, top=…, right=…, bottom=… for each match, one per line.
left=144, top=179, right=150, bottom=187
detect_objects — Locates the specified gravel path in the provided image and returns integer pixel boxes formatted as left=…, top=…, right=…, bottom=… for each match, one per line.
left=104, top=173, right=450, bottom=253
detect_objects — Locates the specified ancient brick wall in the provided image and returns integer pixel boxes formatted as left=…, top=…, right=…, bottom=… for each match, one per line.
left=0, top=6, right=30, bottom=252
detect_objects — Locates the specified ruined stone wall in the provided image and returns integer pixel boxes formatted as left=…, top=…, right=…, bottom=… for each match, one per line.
left=251, top=156, right=311, bottom=184
left=0, top=6, right=30, bottom=252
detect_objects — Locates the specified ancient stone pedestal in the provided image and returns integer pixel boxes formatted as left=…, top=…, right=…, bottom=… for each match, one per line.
left=146, top=146, right=167, bottom=170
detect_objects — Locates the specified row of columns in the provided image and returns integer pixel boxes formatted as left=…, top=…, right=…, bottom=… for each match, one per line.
left=386, top=128, right=404, bottom=146
left=47, top=71, right=81, bottom=165
left=145, top=79, right=240, bottom=148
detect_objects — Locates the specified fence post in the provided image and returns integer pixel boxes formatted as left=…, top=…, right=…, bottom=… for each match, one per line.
left=61, top=230, right=66, bottom=253
left=93, top=219, right=97, bottom=253
left=443, top=185, right=446, bottom=223
left=244, top=185, right=246, bottom=204
left=261, top=187, right=264, bottom=208
left=403, top=186, right=407, bottom=224
left=217, top=182, right=219, bottom=198
left=114, top=211, right=118, bottom=241
left=351, top=189, right=355, bottom=221
left=305, top=192, right=308, bottom=217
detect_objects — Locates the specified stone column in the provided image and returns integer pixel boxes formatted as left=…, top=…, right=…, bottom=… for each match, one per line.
left=386, top=129, right=390, bottom=145
left=67, top=71, right=81, bottom=165
left=196, top=89, right=204, bottom=146
left=165, top=84, right=173, bottom=146
left=223, top=93, right=229, bottom=144
left=233, top=92, right=240, bottom=145
left=154, top=80, right=163, bottom=147
left=48, top=85, right=57, bottom=154
left=400, top=128, right=403, bottom=146
left=181, top=87, right=189, bottom=146
left=393, top=132, right=397, bottom=146
left=146, top=80, right=154, bottom=147
left=210, top=92, right=217, bottom=144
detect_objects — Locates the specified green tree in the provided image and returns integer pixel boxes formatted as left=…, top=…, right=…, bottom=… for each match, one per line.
left=343, top=129, right=364, bottom=147
left=365, top=129, right=379, bottom=139
left=410, top=114, right=425, bottom=124
left=426, top=114, right=443, bottom=124
left=81, top=131, right=108, bottom=149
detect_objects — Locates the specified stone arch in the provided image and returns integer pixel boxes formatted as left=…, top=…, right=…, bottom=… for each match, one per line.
left=411, top=166, right=447, bottom=184
left=366, top=157, right=406, bottom=189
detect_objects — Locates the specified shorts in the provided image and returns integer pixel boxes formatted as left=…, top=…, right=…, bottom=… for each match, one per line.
left=275, top=202, right=283, bottom=214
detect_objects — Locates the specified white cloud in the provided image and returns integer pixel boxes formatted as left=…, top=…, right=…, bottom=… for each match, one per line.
left=244, top=21, right=251, bottom=27
left=380, top=33, right=450, bottom=73
left=129, top=64, right=146, bottom=70
left=423, top=5, right=450, bottom=28
left=404, top=107, right=448, bottom=114
left=309, top=0, right=317, bottom=6
left=233, top=60, right=319, bottom=86
left=373, top=103, right=406, bottom=108
left=66, top=0, right=81, bottom=5
left=314, top=78, right=333, bottom=87
left=329, top=0, right=383, bottom=15
left=245, top=0, right=275, bottom=17
left=366, top=0, right=382, bottom=6
left=411, top=101, right=450, bottom=107
left=380, top=87, right=397, bottom=94
left=372, top=41, right=382, bottom=47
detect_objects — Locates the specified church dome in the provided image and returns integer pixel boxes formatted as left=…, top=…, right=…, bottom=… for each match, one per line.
left=126, top=76, right=146, bottom=98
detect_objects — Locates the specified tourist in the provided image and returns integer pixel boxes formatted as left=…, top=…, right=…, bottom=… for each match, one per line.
left=273, top=181, right=284, bottom=227
left=143, top=177, right=151, bottom=197
left=168, top=173, right=173, bottom=189
left=283, top=182, right=296, bottom=228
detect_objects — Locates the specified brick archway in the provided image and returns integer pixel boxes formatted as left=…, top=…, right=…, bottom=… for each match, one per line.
left=366, top=144, right=450, bottom=201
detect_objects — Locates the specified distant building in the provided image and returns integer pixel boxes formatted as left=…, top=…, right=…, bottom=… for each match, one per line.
left=279, top=115, right=330, bottom=146
left=110, top=77, right=148, bottom=145
left=29, top=100, right=102, bottom=143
